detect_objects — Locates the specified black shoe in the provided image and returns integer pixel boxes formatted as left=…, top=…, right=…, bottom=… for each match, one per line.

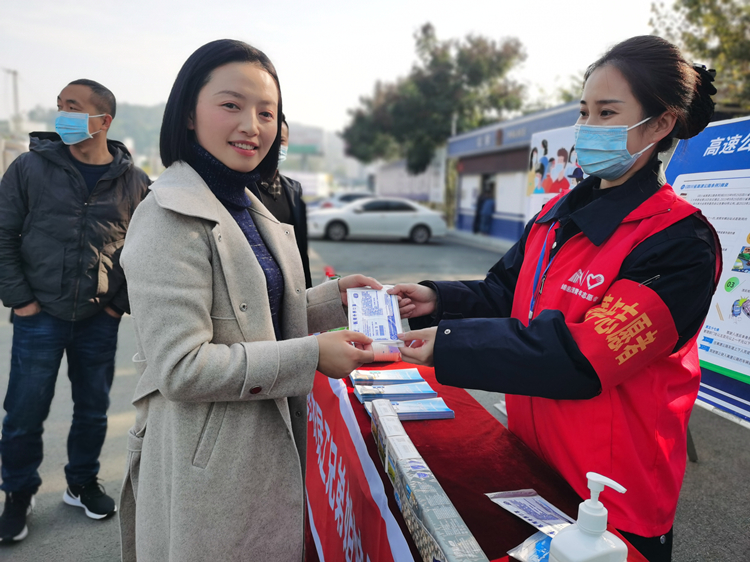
left=0, top=491, right=34, bottom=543
left=63, top=479, right=116, bottom=520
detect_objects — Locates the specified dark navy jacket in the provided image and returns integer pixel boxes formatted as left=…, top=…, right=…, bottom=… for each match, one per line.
left=0, top=132, right=150, bottom=320
left=250, top=174, right=312, bottom=288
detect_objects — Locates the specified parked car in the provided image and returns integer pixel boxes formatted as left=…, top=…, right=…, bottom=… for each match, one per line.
left=307, top=191, right=374, bottom=211
left=308, top=197, right=447, bottom=244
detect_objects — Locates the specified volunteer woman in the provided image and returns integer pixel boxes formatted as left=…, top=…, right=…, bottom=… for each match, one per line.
left=118, top=39, right=378, bottom=562
left=390, top=35, right=720, bottom=562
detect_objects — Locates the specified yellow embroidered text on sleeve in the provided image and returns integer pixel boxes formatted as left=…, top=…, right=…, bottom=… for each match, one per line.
left=584, top=295, right=659, bottom=365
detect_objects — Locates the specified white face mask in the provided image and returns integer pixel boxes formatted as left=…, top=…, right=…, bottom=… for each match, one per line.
left=574, top=117, right=654, bottom=181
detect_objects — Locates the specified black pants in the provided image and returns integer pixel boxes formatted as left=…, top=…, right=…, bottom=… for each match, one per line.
left=617, top=527, right=673, bottom=562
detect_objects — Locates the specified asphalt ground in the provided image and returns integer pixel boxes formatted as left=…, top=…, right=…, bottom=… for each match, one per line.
left=0, top=232, right=748, bottom=561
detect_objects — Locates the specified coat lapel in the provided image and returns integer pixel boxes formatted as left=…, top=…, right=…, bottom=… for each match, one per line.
left=245, top=194, right=309, bottom=438
left=149, top=162, right=223, bottom=223
left=151, top=163, right=307, bottom=342
left=148, top=164, right=309, bottom=437
left=247, top=191, right=307, bottom=338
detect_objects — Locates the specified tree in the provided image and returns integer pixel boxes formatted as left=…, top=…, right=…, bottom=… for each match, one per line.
left=650, top=0, right=750, bottom=111
left=556, top=73, right=586, bottom=104
left=341, top=23, right=526, bottom=174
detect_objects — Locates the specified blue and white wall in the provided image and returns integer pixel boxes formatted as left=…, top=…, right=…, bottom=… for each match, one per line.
left=449, top=102, right=581, bottom=243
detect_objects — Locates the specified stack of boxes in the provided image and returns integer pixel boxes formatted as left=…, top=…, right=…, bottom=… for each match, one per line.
left=370, top=399, right=489, bottom=562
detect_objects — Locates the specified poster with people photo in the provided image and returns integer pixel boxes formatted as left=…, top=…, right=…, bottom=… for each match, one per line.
left=525, top=126, right=585, bottom=223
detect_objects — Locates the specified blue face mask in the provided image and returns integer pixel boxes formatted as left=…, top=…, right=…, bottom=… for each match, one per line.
left=574, top=117, right=653, bottom=181
left=55, top=111, right=106, bottom=145
left=278, top=145, right=288, bottom=163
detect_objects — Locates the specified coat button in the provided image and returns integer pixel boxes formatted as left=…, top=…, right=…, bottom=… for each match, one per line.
left=294, top=410, right=302, bottom=418
left=239, top=303, right=248, bottom=312
left=249, top=386, right=262, bottom=394
left=285, top=230, right=290, bottom=235
left=444, top=328, right=451, bottom=335
left=295, top=288, right=301, bottom=294
left=218, top=234, right=222, bottom=241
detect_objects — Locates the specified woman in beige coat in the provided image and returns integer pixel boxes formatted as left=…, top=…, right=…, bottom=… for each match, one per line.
left=118, top=40, right=377, bottom=562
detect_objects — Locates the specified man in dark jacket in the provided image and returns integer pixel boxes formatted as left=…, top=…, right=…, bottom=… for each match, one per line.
left=250, top=118, right=312, bottom=287
left=0, top=79, right=150, bottom=542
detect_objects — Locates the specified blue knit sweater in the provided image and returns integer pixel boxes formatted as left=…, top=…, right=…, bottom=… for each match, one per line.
left=186, top=143, right=284, bottom=339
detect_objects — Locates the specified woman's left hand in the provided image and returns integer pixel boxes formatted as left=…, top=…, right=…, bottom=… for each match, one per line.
left=337, top=274, right=383, bottom=306
left=398, top=327, right=437, bottom=367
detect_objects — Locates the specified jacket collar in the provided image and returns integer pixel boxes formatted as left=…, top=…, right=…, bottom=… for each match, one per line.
left=150, top=161, right=279, bottom=225
left=29, top=131, right=133, bottom=179
left=538, top=158, right=665, bottom=246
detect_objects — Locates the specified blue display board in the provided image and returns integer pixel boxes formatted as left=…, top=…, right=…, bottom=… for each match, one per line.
left=665, top=116, right=750, bottom=428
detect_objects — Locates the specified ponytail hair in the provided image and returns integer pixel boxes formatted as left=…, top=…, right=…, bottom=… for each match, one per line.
left=584, top=35, right=717, bottom=153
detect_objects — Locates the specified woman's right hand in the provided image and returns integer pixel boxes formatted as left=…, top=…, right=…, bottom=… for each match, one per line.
left=387, top=284, right=437, bottom=319
left=316, top=330, right=374, bottom=379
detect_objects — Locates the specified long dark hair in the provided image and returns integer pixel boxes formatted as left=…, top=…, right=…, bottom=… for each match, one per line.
left=584, top=35, right=716, bottom=153
left=160, top=39, right=283, bottom=181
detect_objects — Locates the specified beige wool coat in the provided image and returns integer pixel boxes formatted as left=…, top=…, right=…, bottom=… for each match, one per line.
left=118, top=162, right=347, bottom=562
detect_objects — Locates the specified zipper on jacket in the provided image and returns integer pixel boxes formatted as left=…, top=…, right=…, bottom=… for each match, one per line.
left=527, top=398, right=547, bottom=464
left=70, top=166, right=96, bottom=322
left=70, top=168, right=115, bottom=320
left=530, top=227, right=585, bottom=320
left=639, top=274, right=660, bottom=287
left=71, top=199, right=89, bottom=322
left=528, top=222, right=559, bottom=321
left=529, top=273, right=549, bottom=321
left=64, top=146, right=130, bottom=320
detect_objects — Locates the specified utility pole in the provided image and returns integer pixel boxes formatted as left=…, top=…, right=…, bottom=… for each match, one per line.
left=2, top=68, right=21, bottom=136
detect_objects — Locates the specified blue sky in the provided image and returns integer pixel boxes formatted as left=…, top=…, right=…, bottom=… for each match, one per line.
left=0, top=0, right=658, bottom=132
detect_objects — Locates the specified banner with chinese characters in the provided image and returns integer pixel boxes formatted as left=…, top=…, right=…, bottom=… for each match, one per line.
left=306, top=374, right=414, bottom=562
left=665, top=115, right=750, bottom=427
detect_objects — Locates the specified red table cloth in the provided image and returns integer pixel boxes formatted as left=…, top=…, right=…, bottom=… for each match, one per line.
left=305, top=363, right=646, bottom=562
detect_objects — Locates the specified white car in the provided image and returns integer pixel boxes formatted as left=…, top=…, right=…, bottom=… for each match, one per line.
left=307, top=191, right=373, bottom=210
left=308, top=197, right=447, bottom=244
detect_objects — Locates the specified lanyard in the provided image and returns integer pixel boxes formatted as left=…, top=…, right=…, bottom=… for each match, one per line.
left=528, top=221, right=558, bottom=321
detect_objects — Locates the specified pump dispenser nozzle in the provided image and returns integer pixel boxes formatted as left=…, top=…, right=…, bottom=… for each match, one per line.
left=586, top=473, right=626, bottom=504
left=549, top=472, right=629, bottom=562
left=578, top=472, right=626, bottom=534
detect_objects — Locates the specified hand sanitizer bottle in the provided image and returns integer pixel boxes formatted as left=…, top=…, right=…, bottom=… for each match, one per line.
left=549, top=472, right=628, bottom=562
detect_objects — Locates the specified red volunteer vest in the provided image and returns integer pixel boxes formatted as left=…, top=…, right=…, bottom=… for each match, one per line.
left=507, top=184, right=720, bottom=536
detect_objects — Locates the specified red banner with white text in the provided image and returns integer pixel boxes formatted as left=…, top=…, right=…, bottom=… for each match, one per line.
left=306, top=373, right=414, bottom=562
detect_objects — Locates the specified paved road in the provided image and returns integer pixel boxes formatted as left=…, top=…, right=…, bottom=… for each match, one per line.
left=1, top=237, right=748, bottom=560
